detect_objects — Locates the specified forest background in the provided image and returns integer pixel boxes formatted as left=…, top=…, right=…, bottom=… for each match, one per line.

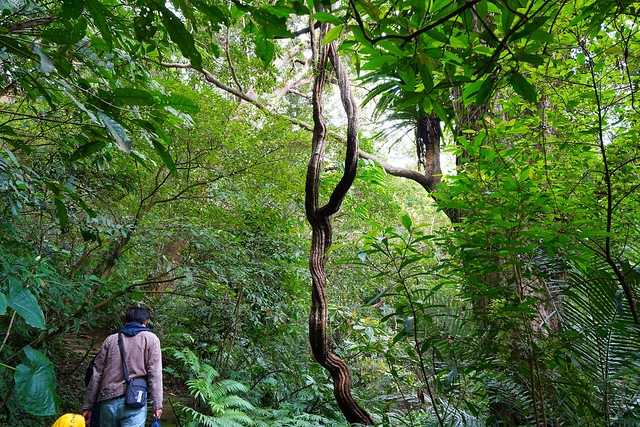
left=1, top=0, right=639, bottom=426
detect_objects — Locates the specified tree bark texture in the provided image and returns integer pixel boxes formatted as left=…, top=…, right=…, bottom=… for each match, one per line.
left=305, top=22, right=375, bottom=426
left=415, top=115, right=442, bottom=191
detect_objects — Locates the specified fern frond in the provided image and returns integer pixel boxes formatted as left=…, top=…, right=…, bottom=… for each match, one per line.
left=177, top=348, right=257, bottom=426
left=182, top=406, right=253, bottom=427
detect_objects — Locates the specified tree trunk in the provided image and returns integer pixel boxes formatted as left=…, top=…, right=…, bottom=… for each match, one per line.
left=416, top=115, right=442, bottom=191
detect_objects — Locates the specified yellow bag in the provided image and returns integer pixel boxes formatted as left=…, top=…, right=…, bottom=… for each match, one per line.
left=51, top=413, right=85, bottom=427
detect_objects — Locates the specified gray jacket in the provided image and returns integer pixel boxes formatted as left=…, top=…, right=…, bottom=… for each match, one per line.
left=82, top=331, right=163, bottom=410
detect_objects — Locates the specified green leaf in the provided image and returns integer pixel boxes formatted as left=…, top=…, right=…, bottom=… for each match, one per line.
left=425, top=29, right=450, bottom=44
left=359, top=55, right=396, bottom=70
left=133, top=119, right=171, bottom=144
left=519, top=53, right=545, bottom=66
left=398, top=67, right=416, bottom=92
left=356, top=0, right=381, bottom=21
left=254, top=35, right=275, bottom=67
left=349, top=25, right=372, bottom=48
left=191, top=0, right=229, bottom=29
left=61, top=84, right=98, bottom=123
left=0, top=292, right=6, bottom=315
left=401, top=214, right=412, bottom=231
left=98, top=112, right=131, bottom=153
left=418, top=55, right=434, bottom=92
left=510, top=72, right=537, bottom=103
left=530, top=29, right=554, bottom=43
left=501, top=5, right=515, bottom=34
left=8, top=278, right=45, bottom=329
left=14, top=347, right=60, bottom=416
left=512, top=16, right=550, bottom=42
left=152, top=140, right=177, bottom=175
left=312, top=12, right=343, bottom=25
left=432, top=101, right=448, bottom=122
left=111, top=88, right=156, bottom=106
left=264, top=4, right=296, bottom=19
left=476, top=75, right=494, bottom=105
left=80, top=228, right=100, bottom=243
left=53, top=198, right=68, bottom=229
left=69, top=140, right=107, bottom=161
left=61, top=0, right=84, bottom=20
left=133, top=8, right=157, bottom=41
left=392, top=331, right=406, bottom=344
left=322, top=25, right=344, bottom=45
left=249, top=9, right=293, bottom=39
left=162, top=94, right=200, bottom=114
left=84, top=0, right=112, bottom=49
left=174, top=0, right=198, bottom=30
left=160, top=6, right=203, bottom=70
left=41, top=18, right=87, bottom=45
left=32, top=45, right=55, bottom=74
left=476, top=1, right=488, bottom=18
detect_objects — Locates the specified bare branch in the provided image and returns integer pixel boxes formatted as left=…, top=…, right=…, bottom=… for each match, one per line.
left=358, top=150, right=433, bottom=192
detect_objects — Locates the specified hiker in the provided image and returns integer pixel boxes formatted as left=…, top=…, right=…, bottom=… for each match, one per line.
left=82, top=306, right=163, bottom=427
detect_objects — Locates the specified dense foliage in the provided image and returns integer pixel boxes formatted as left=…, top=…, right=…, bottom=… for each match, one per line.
left=1, top=0, right=639, bottom=426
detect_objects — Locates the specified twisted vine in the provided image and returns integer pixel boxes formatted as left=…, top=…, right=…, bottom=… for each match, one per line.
left=305, top=17, right=375, bottom=426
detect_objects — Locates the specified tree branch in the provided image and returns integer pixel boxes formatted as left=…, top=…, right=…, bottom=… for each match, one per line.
left=349, top=0, right=483, bottom=45
left=7, top=17, right=57, bottom=33
left=151, top=60, right=435, bottom=195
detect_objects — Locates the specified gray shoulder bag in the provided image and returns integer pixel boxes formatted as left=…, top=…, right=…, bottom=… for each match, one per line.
left=118, top=333, right=148, bottom=408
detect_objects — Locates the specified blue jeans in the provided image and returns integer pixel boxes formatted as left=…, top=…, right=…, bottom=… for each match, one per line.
left=99, top=396, right=147, bottom=427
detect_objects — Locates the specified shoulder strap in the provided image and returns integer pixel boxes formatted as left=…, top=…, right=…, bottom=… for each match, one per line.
left=117, top=333, right=130, bottom=382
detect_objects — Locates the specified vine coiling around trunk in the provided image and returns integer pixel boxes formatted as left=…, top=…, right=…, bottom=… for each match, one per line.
left=304, top=19, right=375, bottom=426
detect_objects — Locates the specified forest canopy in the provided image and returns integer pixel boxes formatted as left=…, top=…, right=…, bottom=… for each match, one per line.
left=1, top=0, right=639, bottom=426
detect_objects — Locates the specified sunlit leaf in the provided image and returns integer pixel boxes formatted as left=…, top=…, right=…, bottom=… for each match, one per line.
left=322, top=25, right=344, bottom=45
left=356, top=0, right=381, bottom=21
left=349, top=24, right=372, bottom=47
left=401, top=214, right=412, bottom=231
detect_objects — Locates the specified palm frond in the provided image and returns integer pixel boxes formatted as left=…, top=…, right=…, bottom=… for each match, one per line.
left=558, top=258, right=640, bottom=421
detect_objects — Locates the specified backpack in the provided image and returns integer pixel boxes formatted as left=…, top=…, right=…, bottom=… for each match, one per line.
left=84, top=355, right=97, bottom=386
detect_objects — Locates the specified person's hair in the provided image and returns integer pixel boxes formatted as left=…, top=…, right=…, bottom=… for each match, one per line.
left=125, top=306, right=150, bottom=324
